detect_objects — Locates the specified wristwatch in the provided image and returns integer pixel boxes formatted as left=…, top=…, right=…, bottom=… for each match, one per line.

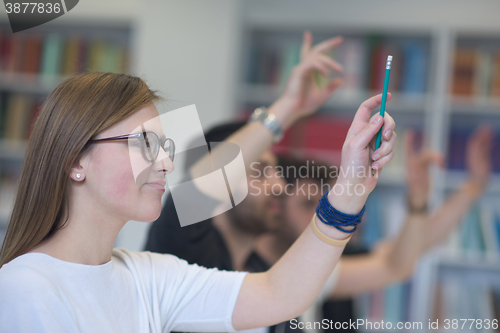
left=248, top=106, right=284, bottom=143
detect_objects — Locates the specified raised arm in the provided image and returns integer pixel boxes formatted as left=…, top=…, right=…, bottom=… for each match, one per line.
left=328, top=129, right=442, bottom=298
left=422, top=126, right=493, bottom=251
left=190, top=32, right=345, bottom=181
left=232, top=94, right=396, bottom=330
left=330, top=126, right=493, bottom=299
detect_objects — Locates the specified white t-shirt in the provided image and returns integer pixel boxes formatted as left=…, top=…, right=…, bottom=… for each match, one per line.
left=0, top=248, right=247, bottom=333
left=238, top=264, right=341, bottom=333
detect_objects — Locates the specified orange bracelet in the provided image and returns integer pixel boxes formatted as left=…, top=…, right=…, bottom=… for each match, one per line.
left=310, top=214, right=352, bottom=246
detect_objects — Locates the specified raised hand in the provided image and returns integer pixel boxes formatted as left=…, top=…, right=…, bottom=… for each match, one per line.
left=328, top=94, right=396, bottom=214
left=404, top=130, right=444, bottom=211
left=276, top=31, right=344, bottom=128
left=466, top=126, right=493, bottom=192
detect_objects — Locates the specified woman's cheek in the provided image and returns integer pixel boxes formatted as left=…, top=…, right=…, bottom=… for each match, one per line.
left=98, top=148, right=138, bottom=203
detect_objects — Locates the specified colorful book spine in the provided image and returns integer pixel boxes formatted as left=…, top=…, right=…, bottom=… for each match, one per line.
left=40, top=32, right=63, bottom=84
left=0, top=29, right=129, bottom=78
left=452, top=47, right=500, bottom=100
left=245, top=33, right=431, bottom=97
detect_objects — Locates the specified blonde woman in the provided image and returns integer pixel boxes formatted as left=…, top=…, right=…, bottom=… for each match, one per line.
left=0, top=33, right=396, bottom=332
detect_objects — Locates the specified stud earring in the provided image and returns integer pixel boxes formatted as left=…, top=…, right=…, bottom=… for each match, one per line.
left=76, top=173, right=82, bottom=179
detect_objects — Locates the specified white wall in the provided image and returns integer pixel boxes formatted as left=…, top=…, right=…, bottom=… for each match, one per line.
left=243, top=0, right=500, bottom=30
left=133, top=0, right=243, bottom=127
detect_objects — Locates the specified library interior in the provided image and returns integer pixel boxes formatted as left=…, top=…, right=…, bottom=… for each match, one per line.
left=1, top=1, right=500, bottom=332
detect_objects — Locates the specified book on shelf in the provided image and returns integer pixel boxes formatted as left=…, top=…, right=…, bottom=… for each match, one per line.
left=268, top=114, right=351, bottom=166
left=245, top=34, right=428, bottom=96
left=0, top=28, right=129, bottom=82
left=0, top=173, right=17, bottom=227
left=451, top=47, right=500, bottom=99
left=400, top=41, right=428, bottom=95
left=445, top=203, right=500, bottom=261
left=493, top=53, right=500, bottom=98
left=0, top=93, right=43, bottom=142
left=359, top=184, right=408, bottom=249
left=355, top=282, right=412, bottom=327
left=62, top=35, right=80, bottom=76
left=339, top=38, right=366, bottom=96
left=434, top=280, right=500, bottom=328
left=23, top=34, right=42, bottom=76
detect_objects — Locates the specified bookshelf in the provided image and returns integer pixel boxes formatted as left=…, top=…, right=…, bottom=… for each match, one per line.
left=237, top=2, right=500, bottom=331
left=0, top=21, right=132, bottom=244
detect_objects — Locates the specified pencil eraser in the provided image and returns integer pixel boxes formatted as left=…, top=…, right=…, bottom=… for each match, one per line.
left=386, top=55, right=393, bottom=69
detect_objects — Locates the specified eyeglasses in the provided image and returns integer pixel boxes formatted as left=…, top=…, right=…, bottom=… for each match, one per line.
left=88, top=130, right=175, bottom=163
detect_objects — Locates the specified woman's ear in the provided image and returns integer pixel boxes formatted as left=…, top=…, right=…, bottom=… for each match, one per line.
left=70, top=153, right=90, bottom=182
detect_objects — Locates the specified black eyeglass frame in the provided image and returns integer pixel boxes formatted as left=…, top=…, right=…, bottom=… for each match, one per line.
left=87, top=131, right=175, bottom=163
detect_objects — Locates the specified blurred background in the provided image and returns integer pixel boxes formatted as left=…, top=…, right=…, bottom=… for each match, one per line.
left=1, top=0, right=500, bottom=331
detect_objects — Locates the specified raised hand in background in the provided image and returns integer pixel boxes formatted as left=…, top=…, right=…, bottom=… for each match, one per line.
left=404, top=129, right=445, bottom=212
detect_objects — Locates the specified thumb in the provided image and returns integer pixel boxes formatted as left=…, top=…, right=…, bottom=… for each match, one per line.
left=350, top=115, right=384, bottom=149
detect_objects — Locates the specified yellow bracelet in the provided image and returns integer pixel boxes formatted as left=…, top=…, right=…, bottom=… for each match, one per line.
left=310, top=213, right=352, bottom=246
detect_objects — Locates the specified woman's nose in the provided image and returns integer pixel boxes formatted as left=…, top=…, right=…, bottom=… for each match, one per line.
left=155, top=147, right=175, bottom=175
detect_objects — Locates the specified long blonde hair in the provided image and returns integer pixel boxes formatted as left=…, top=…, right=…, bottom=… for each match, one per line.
left=0, top=72, right=161, bottom=267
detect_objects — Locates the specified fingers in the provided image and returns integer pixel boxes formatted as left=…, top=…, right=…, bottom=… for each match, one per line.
left=380, top=112, right=396, bottom=141
left=348, top=93, right=393, bottom=137
left=296, top=57, right=330, bottom=78
left=372, top=131, right=396, bottom=161
left=301, top=32, right=343, bottom=72
left=367, top=112, right=394, bottom=150
left=349, top=114, right=384, bottom=150
left=318, top=53, right=343, bottom=73
left=297, top=50, right=344, bottom=79
left=372, top=150, right=394, bottom=170
left=300, top=31, right=313, bottom=60
left=314, top=36, right=343, bottom=54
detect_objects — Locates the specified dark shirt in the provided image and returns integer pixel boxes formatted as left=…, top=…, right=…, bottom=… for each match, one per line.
left=145, top=194, right=301, bottom=333
left=145, top=194, right=269, bottom=272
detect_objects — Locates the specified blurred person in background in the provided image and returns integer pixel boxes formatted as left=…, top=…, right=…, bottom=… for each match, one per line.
left=254, top=126, right=493, bottom=333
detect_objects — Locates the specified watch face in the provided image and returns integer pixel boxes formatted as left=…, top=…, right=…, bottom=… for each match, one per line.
left=250, top=107, right=267, bottom=122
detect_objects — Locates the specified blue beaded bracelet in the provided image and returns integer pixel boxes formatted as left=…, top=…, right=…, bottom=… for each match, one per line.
left=315, top=191, right=365, bottom=233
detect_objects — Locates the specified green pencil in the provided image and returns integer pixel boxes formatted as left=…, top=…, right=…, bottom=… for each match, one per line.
left=374, top=55, right=392, bottom=151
